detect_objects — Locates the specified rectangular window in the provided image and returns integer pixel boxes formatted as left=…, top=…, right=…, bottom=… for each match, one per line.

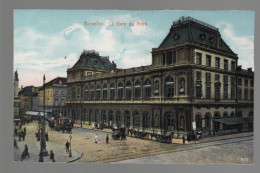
left=206, top=55, right=211, bottom=67
left=231, top=61, right=236, bottom=72
left=238, top=88, right=242, bottom=100
left=196, top=52, right=202, bottom=65
left=231, top=77, right=235, bottom=85
left=88, top=72, right=92, bottom=76
left=206, top=72, right=211, bottom=82
left=238, top=78, right=242, bottom=85
left=250, top=89, right=254, bottom=100
left=223, top=75, right=228, bottom=84
left=173, top=51, right=176, bottom=64
left=215, top=57, right=220, bottom=69
left=167, top=52, right=172, bottom=65
left=196, top=71, right=201, bottom=81
left=244, top=88, right=248, bottom=100
left=55, top=91, right=59, bottom=96
left=244, top=79, right=248, bottom=86
left=206, top=83, right=211, bottom=99
left=223, top=84, right=228, bottom=99
left=250, top=80, right=254, bottom=87
left=224, top=59, right=228, bottom=70
left=196, top=82, right=202, bottom=99
left=231, top=86, right=235, bottom=100
left=215, top=74, right=220, bottom=81
left=163, top=54, right=166, bottom=65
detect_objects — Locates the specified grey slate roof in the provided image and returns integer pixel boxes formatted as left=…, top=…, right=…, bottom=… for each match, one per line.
left=159, top=16, right=236, bottom=55
left=72, top=50, right=113, bottom=71
left=18, top=86, right=37, bottom=96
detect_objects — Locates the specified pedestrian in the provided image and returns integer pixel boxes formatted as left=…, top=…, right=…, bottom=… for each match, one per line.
left=50, top=150, right=55, bottom=162
left=14, top=128, right=17, bottom=136
left=65, top=141, right=70, bottom=153
left=182, top=135, right=185, bottom=144
left=95, top=134, right=98, bottom=144
left=14, top=139, right=19, bottom=149
left=18, top=131, right=21, bottom=141
left=106, top=134, right=109, bottom=144
left=24, top=127, right=26, bottom=135
left=92, top=123, right=95, bottom=129
left=21, top=130, right=25, bottom=141
left=21, top=144, right=30, bottom=160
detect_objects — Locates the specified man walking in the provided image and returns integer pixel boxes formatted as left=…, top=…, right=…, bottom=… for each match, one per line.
left=95, top=134, right=98, bottom=144
left=182, top=135, right=185, bottom=144
left=50, top=150, right=55, bottom=162
left=65, top=141, right=70, bottom=153
left=14, top=139, right=19, bottom=149
left=106, top=134, right=109, bottom=144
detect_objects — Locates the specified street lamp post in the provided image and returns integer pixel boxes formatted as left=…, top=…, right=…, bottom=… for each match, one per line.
left=69, top=135, right=72, bottom=157
left=39, top=74, right=48, bottom=162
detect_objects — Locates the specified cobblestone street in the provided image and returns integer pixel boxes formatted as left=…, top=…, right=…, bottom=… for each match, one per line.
left=14, top=121, right=253, bottom=164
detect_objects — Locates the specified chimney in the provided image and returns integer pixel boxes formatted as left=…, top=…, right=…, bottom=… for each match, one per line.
left=237, top=65, right=242, bottom=71
left=247, top=68, right=252, bottom=72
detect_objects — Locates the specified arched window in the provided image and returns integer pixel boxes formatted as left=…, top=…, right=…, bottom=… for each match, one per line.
left=144, top=79, right=151, bottom=98
left=135, top=80, right=141, bottom=98
left=164, top=76, right=174, bottom=97
left=205, top=113, right=211, bottom=129
left=72, top=87, right=76, bottom=99
left=125, top=110, right=130, bottom=128
left=230, top=112, right=235, bottom=117
left=237, top=111, right=243, bottom=117
left=89, top=109, right=93, bottom=124
left=223, top=112, right=228, bottom=118
left=195, top=113, right=202, bottom=129
left=179, top=116, right=184, bottom=127
left=133, top=111, right=140, bottom=127
left=84, top=86, right=89, bottom=100
left=108, top=110, right=114, bottom=127
left=164, top=112, right=174, bottom=131
left=101, top=110, right=106, bottom=125
left=103, top=83, right=108, bottom=99
left=96, top=85, right=101, bottom=99
left=154, top=80, right=159, bottom=96
left=116, top=111, right=122, bottom=127
left=126, top=81, right=132, bottom=99
left=95, top=110, right=99, bottom=123
left=110, top=83, right=115, bottom=99
left=214, top=111, right=220, bottom=131
left=83, top=109, right=87, bottom=121
left=118, top=82, right=123, bottom=99
left=90, top=85, right=94, bottom=99
left=179, top=78, right=185, bottom=94
left=143, top=111, right=149, bottom=128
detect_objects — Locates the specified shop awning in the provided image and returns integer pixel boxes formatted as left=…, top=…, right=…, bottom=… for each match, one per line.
left=213, top=117, right=253, bottom=125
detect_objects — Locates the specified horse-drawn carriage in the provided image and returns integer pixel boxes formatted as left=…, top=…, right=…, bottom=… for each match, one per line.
left=112, top=127, right=126, bottom=140
left=48, top=117, right=73, bottom=133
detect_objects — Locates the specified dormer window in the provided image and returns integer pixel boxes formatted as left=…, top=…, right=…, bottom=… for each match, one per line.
left=209, top=37, right=214, bottom=43
left=93, top=60, right=98, bottom=65
left=200, top=33, right=206, bottom=41
left=173, top=33, right=179, bottom=40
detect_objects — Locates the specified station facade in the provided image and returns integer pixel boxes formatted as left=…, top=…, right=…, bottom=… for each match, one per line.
left=66, top=16, right=254, bottom=138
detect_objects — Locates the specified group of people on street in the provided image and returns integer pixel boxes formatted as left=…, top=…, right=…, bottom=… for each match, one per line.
left=93, top=134, right=110, bottom=144
left=14, top=127, right=27, bottom=141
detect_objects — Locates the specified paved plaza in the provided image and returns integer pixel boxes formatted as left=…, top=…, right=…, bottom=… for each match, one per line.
left=14, top=121, right=253, bottom=164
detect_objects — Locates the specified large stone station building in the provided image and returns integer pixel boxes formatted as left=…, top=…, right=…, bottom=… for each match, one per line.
left=66, top=16, right=254, bottom=139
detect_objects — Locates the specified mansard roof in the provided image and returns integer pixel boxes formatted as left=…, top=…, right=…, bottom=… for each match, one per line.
left=38, top=77, right=67, bottom=90
left=71, top=50, right=114, bottom=71
left=159, top=16, right=236, bottom=55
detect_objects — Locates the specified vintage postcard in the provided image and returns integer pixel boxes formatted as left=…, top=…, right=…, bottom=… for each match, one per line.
left=13, top=10, right=254, bottom=164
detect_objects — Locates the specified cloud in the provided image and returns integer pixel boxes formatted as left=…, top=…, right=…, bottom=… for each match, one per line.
left=216, top=22, right=254, bottom=69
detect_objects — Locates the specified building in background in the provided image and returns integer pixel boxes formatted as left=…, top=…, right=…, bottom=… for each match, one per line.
left=66, top=16, right=254, bottom=139
left=18, top=85, right=38, bottom=117
left=14, top=71, right=20, bottom=118
left=38, top=77, right=67, bottom=118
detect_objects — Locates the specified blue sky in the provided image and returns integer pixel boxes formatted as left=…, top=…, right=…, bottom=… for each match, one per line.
left=14, top=10, right=254, bottom=87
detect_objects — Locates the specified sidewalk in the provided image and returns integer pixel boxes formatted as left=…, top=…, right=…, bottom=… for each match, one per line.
left=74, top=123, right=253, bottom=145
left=14, top=134, right=82, bottom=163
left=188, top=131, right=253, bottom=144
